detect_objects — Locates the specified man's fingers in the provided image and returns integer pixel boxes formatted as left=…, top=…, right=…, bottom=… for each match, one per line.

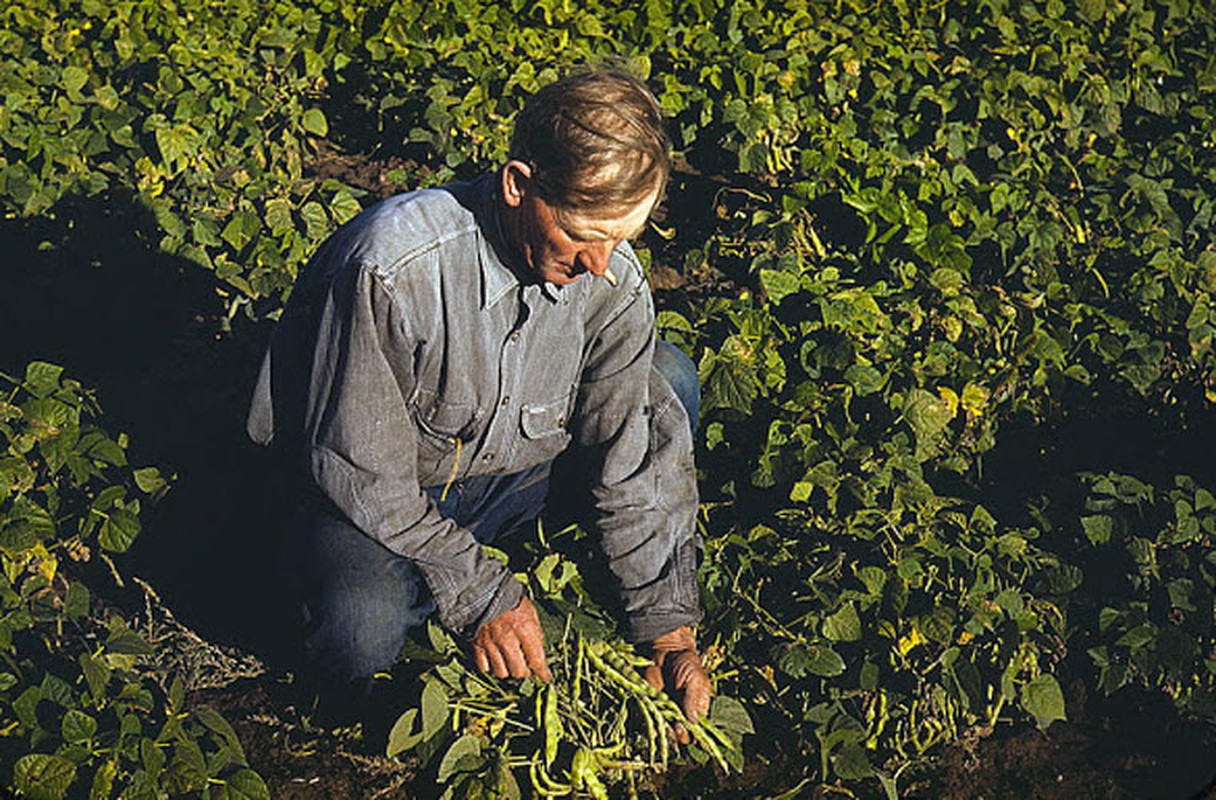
left=473, top=644, right=490, bottom=675
left=520, top=630, right=552, bottom=681
left=485, top=642, right=509, bottom=678
left=642, top=661, right=664, bottom=692
left=684, top=678, right=712, bottom=723
left=501, top=636, right=531, bottom=679
left=469, top=595, right=551, bottom=681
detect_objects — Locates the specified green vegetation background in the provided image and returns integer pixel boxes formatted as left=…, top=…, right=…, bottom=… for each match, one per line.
left=1, top=0, right=1215, bottom=797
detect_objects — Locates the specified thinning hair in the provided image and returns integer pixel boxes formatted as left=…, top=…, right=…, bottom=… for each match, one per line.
left=509, top=69, right=671, bottom=217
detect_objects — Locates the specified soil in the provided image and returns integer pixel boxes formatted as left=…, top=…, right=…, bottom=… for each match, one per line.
left=182, top=665, right=1215, bottom=800
left=909, top=679, right=1216, bottom=800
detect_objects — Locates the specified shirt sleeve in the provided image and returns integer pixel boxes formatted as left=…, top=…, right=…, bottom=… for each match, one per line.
left=257, top=259, right=523, bottom=635
left=571, top=264, right=703, bottom=644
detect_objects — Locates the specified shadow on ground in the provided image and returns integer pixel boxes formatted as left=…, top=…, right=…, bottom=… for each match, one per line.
left=0, top=191, right=295, bottom=670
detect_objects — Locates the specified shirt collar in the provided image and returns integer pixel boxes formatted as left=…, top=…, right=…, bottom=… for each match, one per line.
left=471, top=175, right=519, bottom=310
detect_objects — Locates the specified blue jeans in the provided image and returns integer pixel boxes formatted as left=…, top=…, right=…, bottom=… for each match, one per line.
left=297, top=341, right=699, bottom=683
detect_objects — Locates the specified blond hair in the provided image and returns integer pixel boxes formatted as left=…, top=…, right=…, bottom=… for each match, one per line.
left=510, top=69, right=671, bottom=217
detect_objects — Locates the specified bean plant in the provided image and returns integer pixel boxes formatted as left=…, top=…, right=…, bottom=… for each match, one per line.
left=3, top=0, right=1216, bottom=796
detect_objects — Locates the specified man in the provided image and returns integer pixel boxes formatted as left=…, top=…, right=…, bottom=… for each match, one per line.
left=247, top=69, right=711, bottom=730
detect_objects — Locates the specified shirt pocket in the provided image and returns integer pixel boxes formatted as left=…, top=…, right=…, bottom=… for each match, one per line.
left=412, top=390, right=479, bottom=483
left=518, top=391, right=573, bottom=462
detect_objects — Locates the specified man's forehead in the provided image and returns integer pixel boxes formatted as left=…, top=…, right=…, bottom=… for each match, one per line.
left=560, top=189, right=659, bottom=240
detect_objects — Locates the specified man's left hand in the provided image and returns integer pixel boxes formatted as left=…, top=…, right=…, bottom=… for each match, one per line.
left=642, top=625, right=712, bottom=743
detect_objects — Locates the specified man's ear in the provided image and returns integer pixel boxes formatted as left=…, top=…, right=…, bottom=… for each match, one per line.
left=501, top=160, right=533, bottom=208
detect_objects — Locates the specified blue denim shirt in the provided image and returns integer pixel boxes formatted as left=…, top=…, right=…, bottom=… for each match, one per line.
left=247, top=174, right=701, bottom=642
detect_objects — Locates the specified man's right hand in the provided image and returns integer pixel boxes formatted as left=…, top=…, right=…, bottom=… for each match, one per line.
left=471, top=595, right=552, bottom=681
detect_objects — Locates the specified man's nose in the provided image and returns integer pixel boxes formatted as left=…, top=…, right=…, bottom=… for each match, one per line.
left=578, top=241, right=616, bottom=276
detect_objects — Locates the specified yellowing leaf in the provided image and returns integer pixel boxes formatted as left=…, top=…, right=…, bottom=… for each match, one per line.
left=961, top=382, right=990, bottom=416
left=897, top=625, right=925, bottom=656
left=32, top=543, right=56, bottom=583
left=937, top=386, right=959, bottom=416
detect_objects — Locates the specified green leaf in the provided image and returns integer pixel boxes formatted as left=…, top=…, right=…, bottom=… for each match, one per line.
left=155, top=124, right=199, bottom=169
left=806, top=646, right=847, bottom=677
left=832, top=742, right=876, bottom=780
left=79, top=653, right=110, bottom=702
left=264, top=198, right=294, bottom=235
left=300, top=201, right=329, bottom=241
left=62, top=709, right=98, bottom=744
left=133, top=467, right=169, bottom=497
left=386, top=709, right=424, bottom=757
left=302, top=108, right=329, bottom=137
left=709, top=695, right=754, bottom=736
left=1081, top=514, right=1113, bottom=545
left=89, top=760, right=118, bottom=800
left=61, top=66, right=89, bottom=94
left=169, top=676, right=185, bottom=714
left=903, top=388, right=955, bottom=460
left=196, top=706, right=245, bottom=763
left=773, top=641, right=846, bottom=677
left=1115, top=624, right=1155, bottom=650
left=221, top=768, right=270, bottom=800
left=699, top=336, right=760, bottom=414
left=437, top=733, right=482, bottom=782
left=657, top=311, right=694, bottom=333
left=760, top=269, right=800, bottom=304
left=1020, top=674, right=1066, bottom=731
left=14, top=686, right=43, bottom=728
left=822, top=602, right=863, bottom=642
left=166, top=738, right=208, bottom=794
left=106, top=626, right=153, bottom=656
left=24, top=362, right=64, bottom=399
left=844, top=364, right=885, bottom=396
left=221, top=209, right=261, bottom=251
left=421, top=679, right=449, bottom=740
left=14, top=753, right=76, bottom=800
left=98, top=508, right=140, bottom=552
left=331, top=191, right=362, bottom=224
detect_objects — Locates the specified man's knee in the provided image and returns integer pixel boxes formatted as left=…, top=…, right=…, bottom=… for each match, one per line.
left=304, top=583, right=431, bottom=682
left=299, top=510, right=435, bottom=681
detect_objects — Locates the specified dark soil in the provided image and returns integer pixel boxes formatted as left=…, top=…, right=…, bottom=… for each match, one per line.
left=176, top=662, right=1216, bottom=800
left=911, top=679, right=1216, bottom=800
left=189, top=679, right=417, bottom=800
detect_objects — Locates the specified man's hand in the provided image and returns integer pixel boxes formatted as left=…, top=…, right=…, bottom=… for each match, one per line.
left=471, top=595, right=552, bottom=681
left=642, top=625, right=712, bottom=743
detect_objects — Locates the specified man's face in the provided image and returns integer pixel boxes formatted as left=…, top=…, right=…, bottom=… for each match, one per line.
left=502, top=161, right=658, bottom=286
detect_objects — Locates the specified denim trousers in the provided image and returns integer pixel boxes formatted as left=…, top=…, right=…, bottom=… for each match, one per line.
left=295, top=341, right=700, bottom=684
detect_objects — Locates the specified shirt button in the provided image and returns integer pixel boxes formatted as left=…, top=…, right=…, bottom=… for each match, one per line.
left=509, top=331, right=520, bottom=343
left=500, top=396, right=510, bottom=407
left=482, top=452, right=495, bottom=461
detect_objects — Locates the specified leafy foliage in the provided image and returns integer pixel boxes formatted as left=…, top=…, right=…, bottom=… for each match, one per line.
left=0, top=364, right=266, bottom=799
left=3, top=0, right=1216, bottom=796
left=1073, top=473, right=1216, bottom=718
